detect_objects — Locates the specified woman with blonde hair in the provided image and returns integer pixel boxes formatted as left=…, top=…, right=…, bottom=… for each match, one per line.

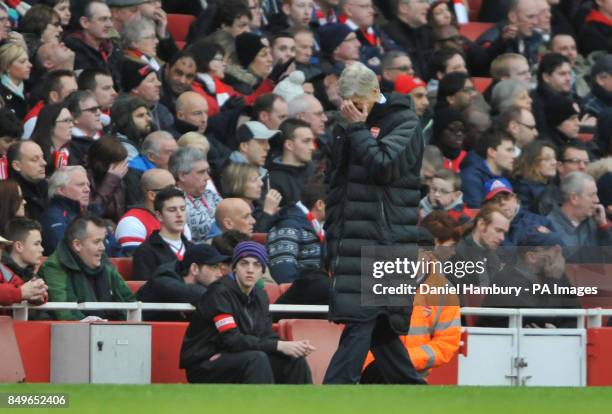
left=177, top=132, right=210, bottom=155
left=0, top=44, right=32, bottom=119
left=512, top=140, right=558, bottom=210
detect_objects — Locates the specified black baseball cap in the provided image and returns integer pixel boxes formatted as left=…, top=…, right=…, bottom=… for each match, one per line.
left=180, top=244, right=230, bottom=273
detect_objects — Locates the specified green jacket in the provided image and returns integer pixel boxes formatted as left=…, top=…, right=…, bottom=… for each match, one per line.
left=40, top=239, right=135, bottom=320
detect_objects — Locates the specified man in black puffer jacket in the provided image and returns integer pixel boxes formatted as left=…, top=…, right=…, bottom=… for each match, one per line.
left=323, top=62, right=425, bottom=384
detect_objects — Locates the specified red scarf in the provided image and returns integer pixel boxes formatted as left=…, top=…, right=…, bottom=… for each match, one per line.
left=52, top=146, right=70, bottom=171
left=296, top=202, right=325, bottom=243
left=585, top=10, right=612, bottom=27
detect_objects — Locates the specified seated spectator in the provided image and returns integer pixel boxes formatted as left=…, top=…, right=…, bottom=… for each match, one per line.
left=480, top=229, right=581, bottom=328
left=426, top=48, right=468, bottom=105
left=77, top=68, right=118, bottom=127
left=512, top=141, right=558, bottom=210
left=546, top=171, right=612, bottom=263
left=221, top=163, right=281, bottom=233
left=252, top=93, right=289, bottom=131
left=484, top=53, right=531, bottom=102
left=30, top=103, right=73, bottom=176
left=86, top=135, right=128, bottom=222
left=431, top=107, right=467, bottom=173
left=380, top=51, right=415, bottom=93
left=132, top=187, right=193, bottom=281
left=420, top=145, right=444, bottom=190
left=453, top=205, right=510, bottom=287
left=174, top=91, right=209, bottom=136
left=40, top=214, right=135, bottom=320
left=470, top=0, right=542, bottom=76
left=531, top=53, right=576, bottom=138
left=584, top=55, right=612, bottom=120
left=482, top=177, right=555, bottom=247
left=462, top=107, right=492, bottom=151
left=39, top=166, right=90, bottom=255
left=287, top=94, right=330, bottom=163
left=269, top=119, right=315, bottom=207
left=426, top=0, right=456, bottom=32
left=137, top=244, right=228, bottom=321
left=547, top=33, right=590, bottom=99
left=318, top=23, right=361, bottom=73
left=121, top=17, right=161, bottom=73
left=230, top=120, right=279, bottom=182
left=292, top=27, right=322, bottom=80
left=0, top=109, right=23, bottom=178
left=422, top=210, right=463, bottom=260
left=266, top=0, right=313, bottom=33
left=544, top=97, right=581, bottom=151
left=381, top=0, right=433, bottom=79
left=170, top=147, right=221, bottom=243
left=64, top=90, right=104, bottom=166
left=2, top=218, right=45, bottom=284
left=211, top=230, right=250, bottom=276
left=267, top=175, right=326, bottom=283
left=135, top=0, right=179, bottom=62
left=419, top=169, right=473, bottom=224
left=0, top=229, right=47, bottom=306
left=160, top=50, right=197, bottom=115
left=23, top=70, right=77, bottom=139
left=0, top=180, right=26, bottom=225
left=34, top=42, right=75, bottom=78
left=270, top=32, right=296, bottom=66
left=0, top=43, right=32, bottom=119
left=534, top=141, right=591, bottom=216
left=179, top=241, right=313, bottom=384
left=38, top=0, right=71, bottom=28
left=224, top=32, right=275, bottom=96
left=111, top=96, right=155, bottom=161
left=499, top=107, right=538, bottom=157
left=19, top=4, right=62, bottom=59
left=394, top=74, right=429, bottom=120
left=490, top=79, right=532, bottom=114
left=215, top=198, right=257, bottom=237
left=124, top=131, right=177, bottom=206
left=177, top=132, right=210, bottom=154
left=436, top=72, right=477, bottom=112
left=578, top=0, right=612, bottom=56
left=7, top=141, right=48, bottom=218
left=63, top=0, right=122, bottom=84
left=460, top=129, right=516, bottom=208
left=116, top=169, right=177, bottom=254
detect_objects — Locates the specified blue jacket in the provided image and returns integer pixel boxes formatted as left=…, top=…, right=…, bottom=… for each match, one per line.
left=512, top=178, right=550, bottom=212
left=39, top=195, right=124, bottom=257
left=459, top=153, right=500, bottom=208
left=267, top=204, right=325, bottom=284
left=503, top=207, right=556, bottom=247
left=128, top=154, right=156, bottom=172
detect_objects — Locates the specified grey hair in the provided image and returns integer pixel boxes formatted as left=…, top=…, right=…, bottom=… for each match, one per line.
left=287, top=94, right=312, bottom=117
left=168, top=146, right=207, bottom=180
left=121, top=18, right=156, bottom=50
left=491, top=79, right=529, bottom=113
left=560, top=171, right=594, bottom=203
left=337, top=62, right=379, bottom=99
left=48, top=166, right=87, bottom=199
left=142, top=131, right=174, bottom=156
left=381, top=50, right=407, bottom=70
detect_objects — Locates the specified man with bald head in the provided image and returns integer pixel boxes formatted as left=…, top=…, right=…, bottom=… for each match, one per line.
left=116, top=168, right=180, bottom=253
left=470, top=0, right=543, bottom=76
left=35, top=42, right=75, bottom=74
left=215, top=198, right=256, bottom=237
left=175, top=91, right=209, bottom=134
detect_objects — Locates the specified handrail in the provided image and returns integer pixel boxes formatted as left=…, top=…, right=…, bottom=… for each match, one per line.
left=3, top=302, right=611, bottom=326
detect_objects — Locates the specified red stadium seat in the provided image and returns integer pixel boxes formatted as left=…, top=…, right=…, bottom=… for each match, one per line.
left=263, top=283, right=281, bottom=304
left=459, top=22, right=494, bottom=42
left=472, top=77, right=493, bottom=94
left=167, top=14, right=195, bottom=44
left=279, top=283, right=292, bottom=295
left=111, top=258, right=133, bottom=280
left=280, top=319, right=344, bottom=384
left=577, top=133, right=594, bottom=143
left=127, top=280, right=145, bottom=294
left=176, top=40, right=186, bottom=50
left=0, top=316, right=26, bottom=383
left=251, top=233, right=268, bottom=245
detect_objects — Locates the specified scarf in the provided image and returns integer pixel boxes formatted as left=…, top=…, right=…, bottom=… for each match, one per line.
left=585, top=10, right=612, bottom=27
left=296, top=201, right=325, bottom=243
left=1, top=74, right=24, bottom=99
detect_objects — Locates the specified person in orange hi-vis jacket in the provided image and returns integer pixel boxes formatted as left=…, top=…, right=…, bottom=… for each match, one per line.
left=361, top=249, right=461, bottom=383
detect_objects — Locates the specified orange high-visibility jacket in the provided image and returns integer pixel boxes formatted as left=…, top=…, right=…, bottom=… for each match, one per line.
left=364, top=270, right=461, bottom=377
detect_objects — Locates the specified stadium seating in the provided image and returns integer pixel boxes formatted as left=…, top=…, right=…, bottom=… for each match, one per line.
left=467, top=0, right=483, bottom=21
left=127, top=280, right=146, bottom=294
left=0, top=316, right=26, bottom=383
left=167, top=14, right=196, bottom=50
left=577, top=133, right=594, bottom=143
left=459, top=22, right=493, bottom=41
left=472, top=77, right=493, bottom=94
left=263, top=283, right=282, bottom=304
left=111, top=258, right=134, bottom=281
left=251, top=233, right=268, bottom=245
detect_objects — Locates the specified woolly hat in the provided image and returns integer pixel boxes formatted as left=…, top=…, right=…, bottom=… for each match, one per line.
left=517, top=228, right=564, bottom=248
left=232, top=241, right=268, bottom=272
left=121, top=59, right=156, bottom=92
left=235, top=32, right=267, bottom=68
left=273, top=71, right=305, bottom=102
left=545, top=97, right=580, bottom=128
left=394, top=74, right=426, bottom=94
left=318, top=23, right=353, bottom=57
left=591, top=54, right=612, bottom=77
left=432, top=107, right=464, bottom=142
left=111, top=95, right=148, bottom=129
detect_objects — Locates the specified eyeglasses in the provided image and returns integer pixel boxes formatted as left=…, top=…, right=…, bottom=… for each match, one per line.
left=562, top=158, right=589, bottom=166
left=80, top=105, right=101, bottom=114
left=516, top=121, right=537, bottom=131
left=56, top=117, right=73, bottom=124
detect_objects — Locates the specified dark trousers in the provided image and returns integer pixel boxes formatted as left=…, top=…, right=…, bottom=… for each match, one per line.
left=323, top=315, right=426, bottom=384
left=186, top=351, right=312, bottom=384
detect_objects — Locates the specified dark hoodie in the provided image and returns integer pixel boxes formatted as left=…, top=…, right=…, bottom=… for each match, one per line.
left=8, top=169, right=48, bottom=219
left=136, top=261, right=207, bottom=321
left=459, top=152, right=500, bottom=208
left=268, top=158, right=313, bottom=208
left=64, top=31, right=123, bottom=87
